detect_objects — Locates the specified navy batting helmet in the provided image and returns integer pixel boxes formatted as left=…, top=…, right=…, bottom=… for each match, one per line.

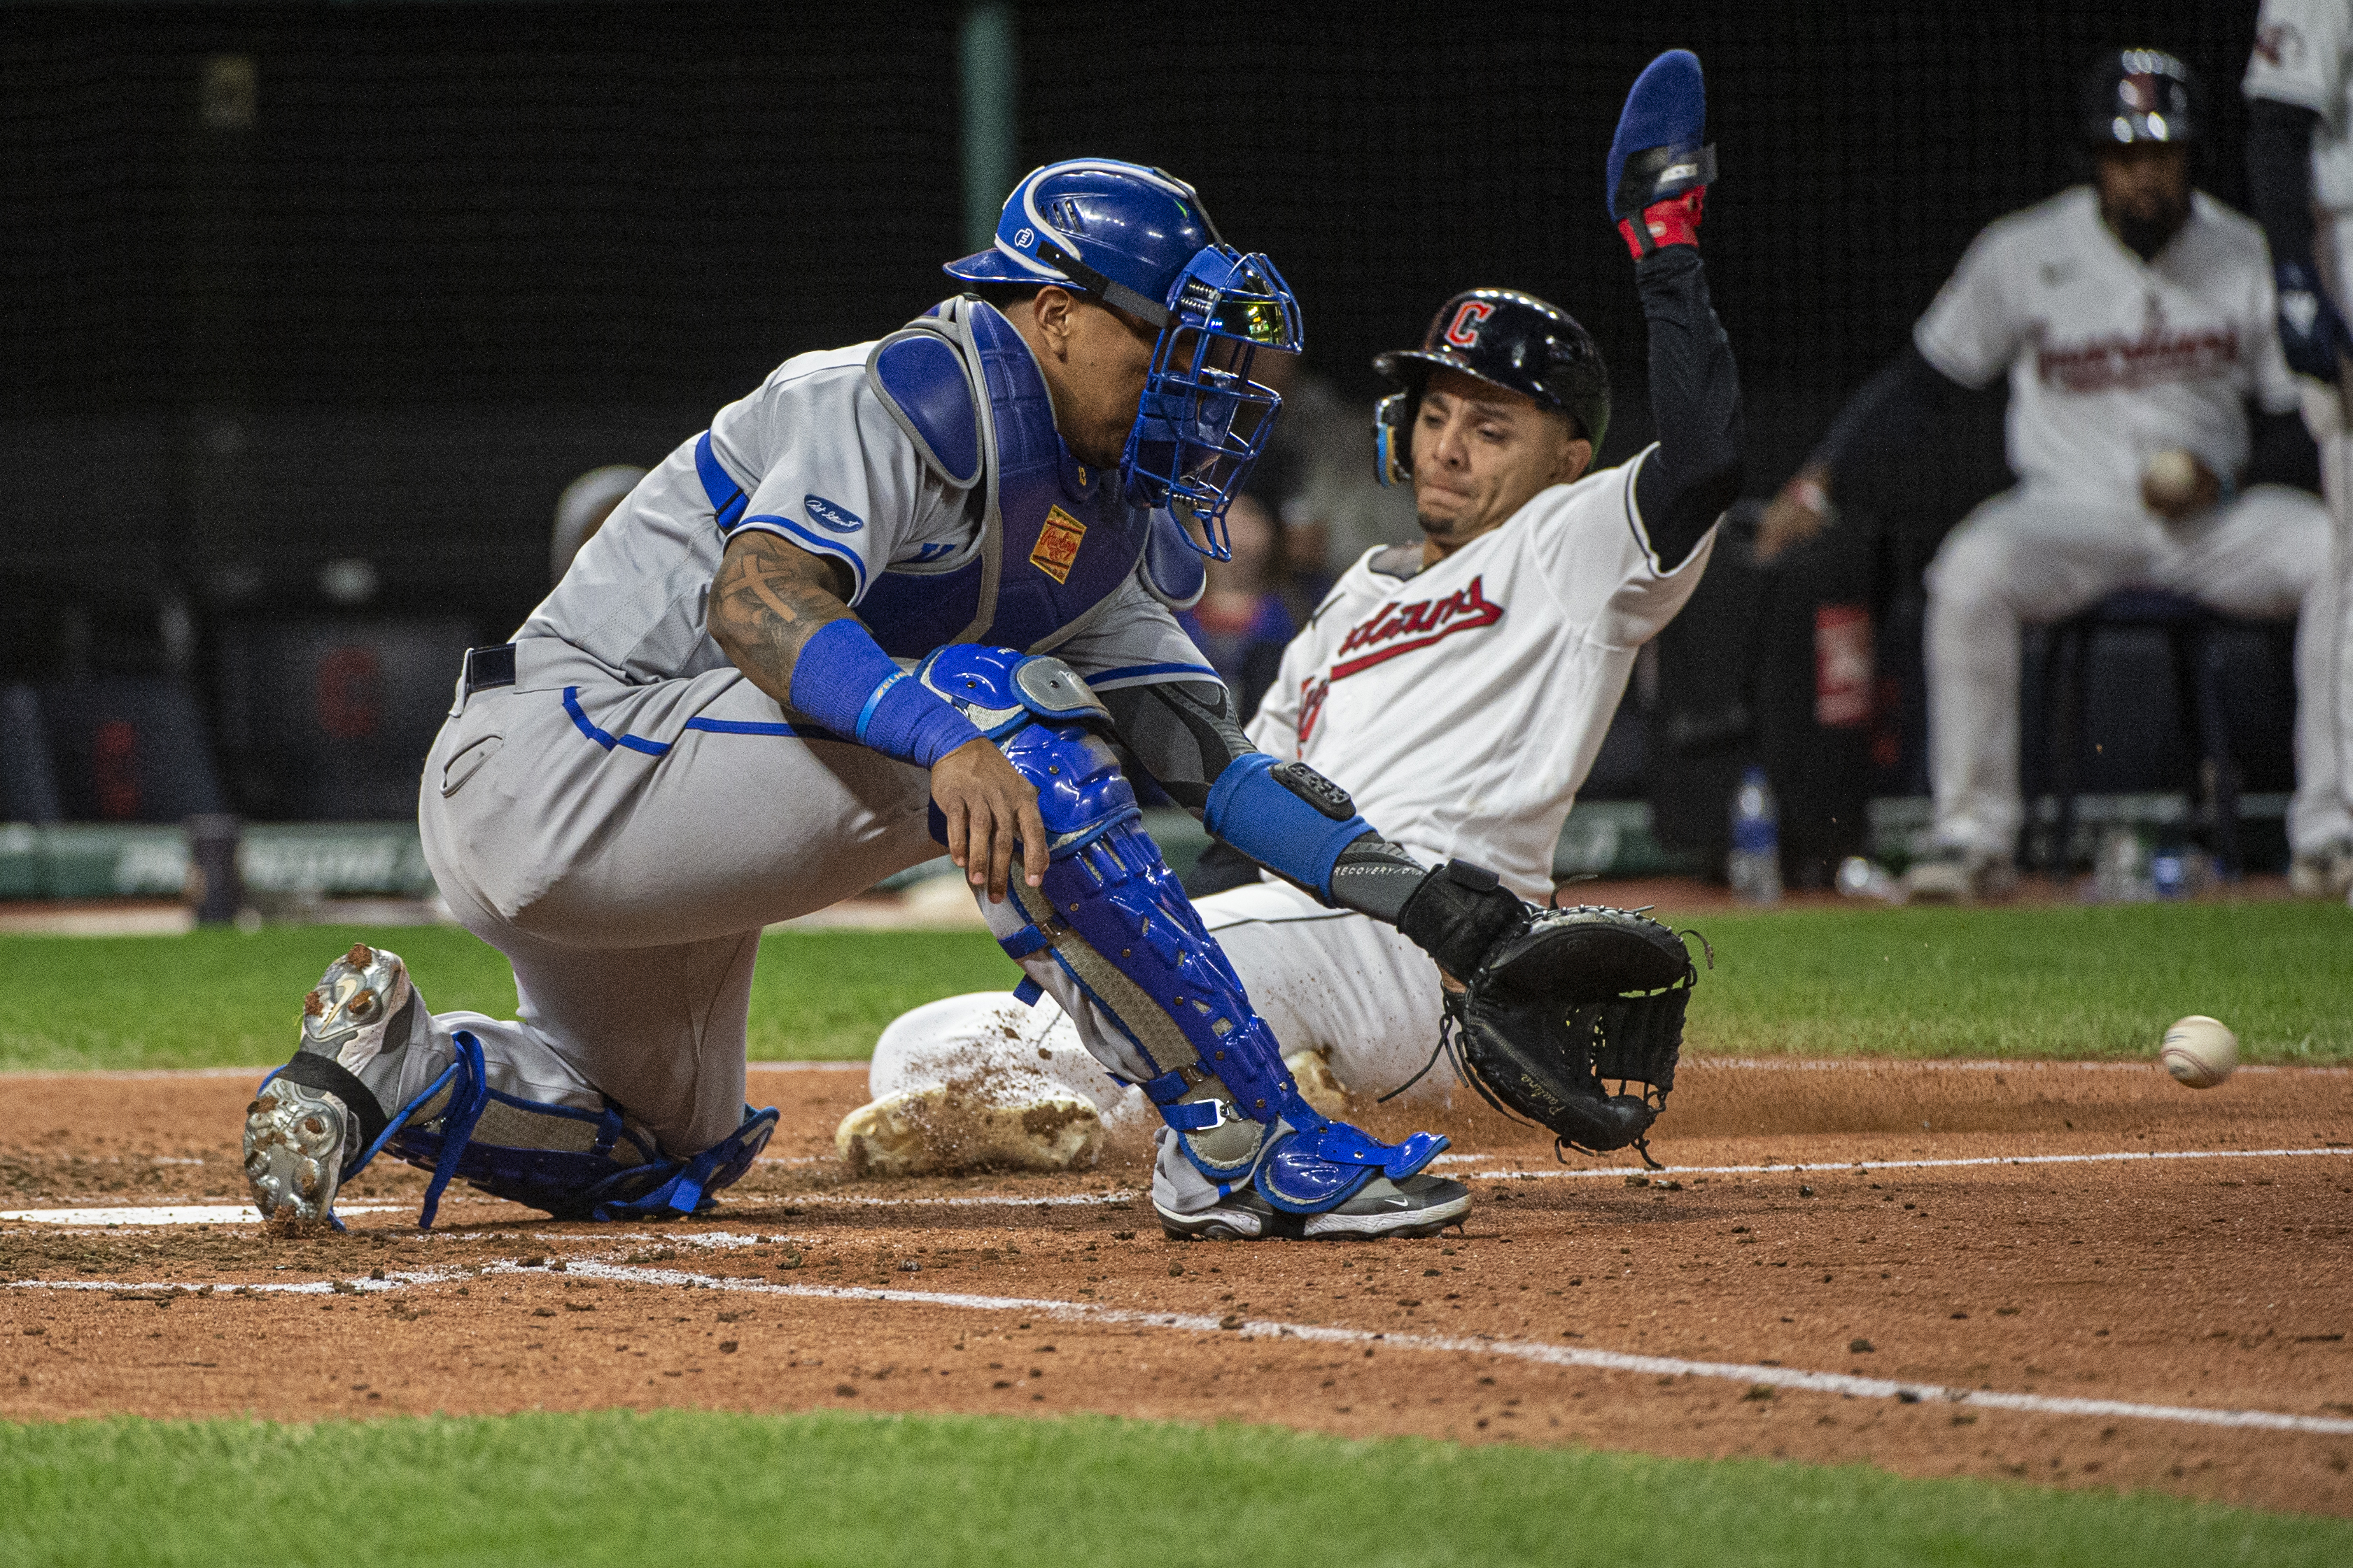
left=1371, top=289, right=1610, bottom=486
left=2081, top=48, right=2198, bottom=148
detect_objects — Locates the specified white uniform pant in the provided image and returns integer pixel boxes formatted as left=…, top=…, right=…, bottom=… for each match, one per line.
left=2313, top=213, right=2353, bottom=859
left=868, top=877, right=1456, bottom=1126
left=1922, top=481, right=2342, bottom=858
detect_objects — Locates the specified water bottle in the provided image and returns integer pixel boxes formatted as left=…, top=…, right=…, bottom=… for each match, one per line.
left=1727, top=765, right=1782, bottom=904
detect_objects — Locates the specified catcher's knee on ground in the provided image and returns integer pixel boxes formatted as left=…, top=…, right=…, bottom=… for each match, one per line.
left=914, top=645, right=1445, bottom=1216
left=244, top=942, right=776, bottom=1230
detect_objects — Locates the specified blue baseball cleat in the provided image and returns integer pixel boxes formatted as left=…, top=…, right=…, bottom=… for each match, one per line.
left=1608, top=50, right=1716, bottom=255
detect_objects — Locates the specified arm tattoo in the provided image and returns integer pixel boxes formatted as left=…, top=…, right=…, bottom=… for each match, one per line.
left=710, top=531, right=856, bottom=705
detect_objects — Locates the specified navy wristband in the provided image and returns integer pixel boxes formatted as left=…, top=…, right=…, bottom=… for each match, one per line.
left=789, top=619, right=983, bottom=768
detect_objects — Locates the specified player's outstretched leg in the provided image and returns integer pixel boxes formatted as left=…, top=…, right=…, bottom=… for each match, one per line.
left=917, top=646, right=1469, bottom=1240
left=835, top=993, right=1122, bottom=1175
left=244, top=942, right=776, bottom=1231
left=837, top=989, right=1351, bottom=1177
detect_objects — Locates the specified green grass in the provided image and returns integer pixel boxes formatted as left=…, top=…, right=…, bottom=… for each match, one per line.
left=1685, top=900, right=2353, bottom=1062
left=1, top=900, right=2346, bottom=1073
left=2, top=1409, right=2343, bottom=1567
left=0, top=926, right=1017, bottom=1072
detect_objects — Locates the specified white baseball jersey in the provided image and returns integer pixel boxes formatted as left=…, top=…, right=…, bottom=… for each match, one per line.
left=2247, top=0, right=2353, bottom=214
left=1913, top=188, right=2301, bottom=500
left=1248, top=450, right=1716, bottom=900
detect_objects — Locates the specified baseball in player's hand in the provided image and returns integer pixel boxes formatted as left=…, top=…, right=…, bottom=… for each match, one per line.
left=1755, top=464, right=1834, bottom=563
left=2138, top=449, right=2219, bottom=522
left=931, top=737, right=1048, bottom=902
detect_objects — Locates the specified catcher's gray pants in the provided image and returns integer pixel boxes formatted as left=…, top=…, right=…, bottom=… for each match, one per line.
left=416, top=642, right=939, bottom=1156
left=1922, top=481, right=2341, bottom=860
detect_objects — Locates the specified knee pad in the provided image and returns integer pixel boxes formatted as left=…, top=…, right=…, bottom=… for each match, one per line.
left=331, top=1035, right=777, bottom=1228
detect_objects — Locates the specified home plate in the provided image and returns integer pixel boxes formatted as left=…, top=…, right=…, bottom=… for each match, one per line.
left=0, top=1203, right=400, bottom=1227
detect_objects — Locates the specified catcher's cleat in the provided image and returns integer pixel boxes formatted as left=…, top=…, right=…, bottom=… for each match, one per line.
left=1156, top=1172, right=1470, bottom=1241
left=835, top=1086, right=1103, bottom=1176
left=299, top=942, right=417, bottom=1071
left=243, top=1075, right=351, bottom=1229
left=244, top=942, right=414, bottom=1229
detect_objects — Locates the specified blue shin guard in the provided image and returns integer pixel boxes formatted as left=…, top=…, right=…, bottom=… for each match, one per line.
left=922, top=645, right=1446, bottom=1212
left=304, top=1033, right=778, bottom=1229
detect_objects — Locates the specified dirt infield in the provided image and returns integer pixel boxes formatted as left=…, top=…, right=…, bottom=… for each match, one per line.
left=5, top=1059, right=2351, bottom=1518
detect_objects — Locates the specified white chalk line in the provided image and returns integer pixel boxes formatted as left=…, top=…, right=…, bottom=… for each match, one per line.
left=0, top=1187, right=1149, bottom=1229
left=1438, top=1144, right=2353, bottom=1181
left=14, top=1255, right=2350, bottom=1439
left=0, top=1204, right=409, bottom=1227
left=0, top=1061, right=871, bottom=1082
left=14, top=1143, right=2353, bottom=1227
left=10, top=1060, right=2345, bottom=1083
left=1684, top=1059, right=2352, bottom=1076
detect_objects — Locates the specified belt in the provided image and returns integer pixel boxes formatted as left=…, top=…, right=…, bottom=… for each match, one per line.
left=462, top=644, right=517, bottom=698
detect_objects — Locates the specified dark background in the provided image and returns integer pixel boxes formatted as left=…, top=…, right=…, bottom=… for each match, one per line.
left=0, top=1, right=2301, bottom=854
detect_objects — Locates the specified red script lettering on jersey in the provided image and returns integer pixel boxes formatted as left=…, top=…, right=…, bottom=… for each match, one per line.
left=2030, top=307, right=2238, bottom=395
left=1329, top=576, right=1504, bottom=680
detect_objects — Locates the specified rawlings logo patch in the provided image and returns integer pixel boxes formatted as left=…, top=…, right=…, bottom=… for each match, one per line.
left=1029, top=505, right=1086, bottom=584
left=1329, top=575, right=1503, bottom=679
left=803, top=495, right=864, bottom=535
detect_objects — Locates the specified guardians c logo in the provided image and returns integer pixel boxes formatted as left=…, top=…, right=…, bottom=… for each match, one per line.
left=1442, top=300, right=1496, bottom=349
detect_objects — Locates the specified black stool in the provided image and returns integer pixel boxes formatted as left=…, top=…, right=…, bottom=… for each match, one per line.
left=2030, top=589, right=2242, bottom=879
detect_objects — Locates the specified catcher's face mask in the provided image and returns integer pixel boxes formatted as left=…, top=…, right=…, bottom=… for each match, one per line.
left=1121, top=248, right=1301, bottom=561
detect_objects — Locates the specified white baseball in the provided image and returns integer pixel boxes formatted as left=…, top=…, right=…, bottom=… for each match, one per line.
left=2142, top=448, right=2200, bottom=509
left=2159, top=1015, right=2237, bottom=1089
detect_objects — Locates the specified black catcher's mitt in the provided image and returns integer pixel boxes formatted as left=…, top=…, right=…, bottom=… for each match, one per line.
left=1393, top=896, right=1701, bottom=1166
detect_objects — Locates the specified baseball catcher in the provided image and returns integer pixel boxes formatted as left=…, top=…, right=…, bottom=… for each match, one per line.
left=849, top=50, right=1739, bottom=1197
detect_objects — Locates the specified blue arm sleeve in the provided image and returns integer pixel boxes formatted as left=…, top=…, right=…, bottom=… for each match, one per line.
left=1201, top=751, right=1375, bottom=901
left=789, top=619, right=982, bottom=768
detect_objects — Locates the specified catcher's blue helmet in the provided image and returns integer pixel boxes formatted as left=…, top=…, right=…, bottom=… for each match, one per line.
left=946, top=159, right=1301, bottom=559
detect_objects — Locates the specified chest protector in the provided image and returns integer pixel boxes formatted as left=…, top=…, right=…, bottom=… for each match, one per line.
left=857, top=297, right=1183, bottom=658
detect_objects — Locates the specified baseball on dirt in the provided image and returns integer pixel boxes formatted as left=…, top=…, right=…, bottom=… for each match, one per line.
left=2141, top=448, right=2202, bottom=510
left=2159, top=1015, right=2237, bottom=1089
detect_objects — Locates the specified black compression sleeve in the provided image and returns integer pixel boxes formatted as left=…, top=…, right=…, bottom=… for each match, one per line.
left=1098, top=679, right=1253, bottom=814
left=1628, top=246, right=1743, bottom=571
left=1808, top=343, right=1966, bottom=502
left=2247, top=98, right=2322, bottom=270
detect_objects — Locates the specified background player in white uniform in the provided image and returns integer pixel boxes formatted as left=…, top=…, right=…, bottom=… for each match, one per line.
left=1760, top=49, right=2336, bottom=899
left=848, top=73, right=1743, bottom=1168
left=2247, top=0, right=2353, bottom=898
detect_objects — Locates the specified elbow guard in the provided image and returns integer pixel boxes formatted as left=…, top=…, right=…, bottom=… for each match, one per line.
left=1200, top=753, right=1370, bottom=900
